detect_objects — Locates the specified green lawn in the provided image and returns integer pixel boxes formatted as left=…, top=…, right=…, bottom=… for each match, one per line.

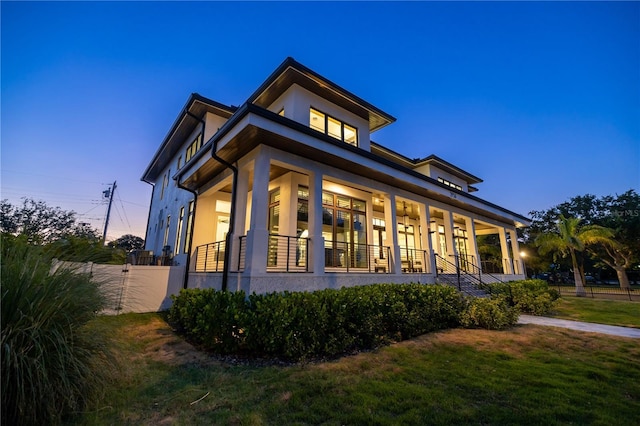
left=72, top=313, right=640, bottom=425
left=550, top=297, right=640, bottom=328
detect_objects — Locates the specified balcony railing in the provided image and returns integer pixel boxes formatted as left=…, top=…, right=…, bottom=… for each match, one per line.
left=237, top=234, right=309, bottom=272
left=267, top=234, right=309, bottom=272
left=399, top=248, right=429, bottom=273
left=194, top=240, right=226, bottom=272
left=324, top=241, right=391, bottom=273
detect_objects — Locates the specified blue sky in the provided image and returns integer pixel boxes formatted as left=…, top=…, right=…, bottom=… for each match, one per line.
left=2, top=1, right=638, bottom=240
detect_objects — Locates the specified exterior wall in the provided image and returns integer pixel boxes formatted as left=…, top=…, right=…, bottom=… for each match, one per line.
left=144, top=160, right=194, bottom=266
left=145, top=110, right=230, bottom=266
left=204, top=112, right=228, bottom=141
left=264, top=84, right=371, bottom=150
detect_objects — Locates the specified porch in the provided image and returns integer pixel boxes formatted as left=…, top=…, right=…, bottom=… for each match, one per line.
left=183, top=147, right=526, bottom=293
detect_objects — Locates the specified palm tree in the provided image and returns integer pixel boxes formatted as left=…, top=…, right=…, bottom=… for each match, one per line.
left=535, top=215, right=614, bottom=297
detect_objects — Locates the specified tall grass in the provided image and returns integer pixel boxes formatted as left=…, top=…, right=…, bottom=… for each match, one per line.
left=1, top=235, right=116, bottom=425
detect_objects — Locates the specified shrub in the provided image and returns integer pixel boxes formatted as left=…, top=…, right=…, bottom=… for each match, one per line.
left=484, top=279, right=559, bottom=315
left=460, top=296, right=519, bottom=330
left=167, top=288, right=247, bottom=353
left=169, top=283, right=464, bottom=361
left=1, top=235, right=115, bottom=425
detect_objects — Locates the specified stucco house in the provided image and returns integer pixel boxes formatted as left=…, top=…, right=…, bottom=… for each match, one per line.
left=142, top=57, right=529, bottom=294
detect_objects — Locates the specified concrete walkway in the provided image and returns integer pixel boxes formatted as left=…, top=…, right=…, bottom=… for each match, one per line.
left=518, top=315, right=640, bottom=338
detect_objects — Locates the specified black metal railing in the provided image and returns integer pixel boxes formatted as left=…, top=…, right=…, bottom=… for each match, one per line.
left=400, top=248, right=429, bottom=273
left=324, top=241, right=391, bottom=273
left=266, top=234, right=309, bottom=272
left=434, top=253, right=501, bottom=296
left=455, top=255, right=504, bottom=285
left=195, top=240, right=226, bottom=272
left=551, top=283, right=640, bottom=301
left=481, top=259, right=503, bottom=274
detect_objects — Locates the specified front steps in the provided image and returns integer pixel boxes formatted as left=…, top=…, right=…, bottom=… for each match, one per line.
left=436, top=274, right=489, bottom=297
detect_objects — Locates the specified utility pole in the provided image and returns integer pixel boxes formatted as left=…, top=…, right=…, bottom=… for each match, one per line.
left=102, top=181, right=117, bottom=245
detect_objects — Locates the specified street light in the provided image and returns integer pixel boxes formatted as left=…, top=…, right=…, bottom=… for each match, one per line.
left=520, top=251, right=527, bottom=278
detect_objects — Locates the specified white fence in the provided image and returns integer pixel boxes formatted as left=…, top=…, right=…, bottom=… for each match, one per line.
left=51, top=260, right=185, bottom=314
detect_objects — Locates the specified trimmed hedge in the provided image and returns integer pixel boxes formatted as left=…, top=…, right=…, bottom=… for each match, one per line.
left=483, top=279, right=560, bottom=315
left=169, top=284, right=464, bottom=361
left=460, top=296, right=519, bottom=330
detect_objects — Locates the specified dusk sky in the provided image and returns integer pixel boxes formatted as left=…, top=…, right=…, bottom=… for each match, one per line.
left=2, top=1, right=638, bottom=241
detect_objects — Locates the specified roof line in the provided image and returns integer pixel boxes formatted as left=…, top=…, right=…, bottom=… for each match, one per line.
left=141, top=93, right=236, bottom=183
left=246, top=57, right=396, bottom=125
left=371, top=141, right=483, bottom=184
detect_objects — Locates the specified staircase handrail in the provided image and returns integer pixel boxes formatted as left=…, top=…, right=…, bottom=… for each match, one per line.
left=434, top=253, right=488, bottom=295
left=457, top=255, right=505, bottom=286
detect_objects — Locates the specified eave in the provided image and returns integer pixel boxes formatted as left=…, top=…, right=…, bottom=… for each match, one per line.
left=247, top=57, right=396, bottom=132
left=371, top=142, right=483, bottom=185
left=141, top=93, right=236, bottom=184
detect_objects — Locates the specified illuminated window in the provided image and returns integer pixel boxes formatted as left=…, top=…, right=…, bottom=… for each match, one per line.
left=184, top=200, right=194, bottom=254
left=185, top=134, right=203, bottom=163
left=278, top=108, right=285, bottom=116
left=322, top=191, right=367, bottom=268
left=344, top=124, right=357, bottom=145
left=309, top=107, right=358, bottom=146
left=327, top=116, right=341, bottom=140
left=437, top=177, right=462, bottom=191
left=177, top=155, right=182, bottom=169
left=175, top=206, right=184, bottom=255
left=310, top=108, right=325, bottom=133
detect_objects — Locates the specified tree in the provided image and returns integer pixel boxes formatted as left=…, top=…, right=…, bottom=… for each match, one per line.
left=528, top=190, right=639, bottom=287
left=585, top=190, right=640, bottom=289
left=535, top=215, right=615, bottom=296
left=1, top=198, right=100, bottom=244
left=109, top=234, right=144, bottom=252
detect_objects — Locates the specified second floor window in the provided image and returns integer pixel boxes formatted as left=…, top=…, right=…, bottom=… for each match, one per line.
left=437, top=177, right=463, bottom=191
left=185, top=134, right=203, bottom=163
left=309, top=108, right=357, bottom=146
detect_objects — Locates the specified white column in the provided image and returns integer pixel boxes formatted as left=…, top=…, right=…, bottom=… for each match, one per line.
left=418, top=203, right=433, bottom=274
left=244, top=153, right=270, bottom=275
left=229, top=165, right=250, bottom=272
left=442, top=210, right=458, bottom=268
left=464, top=216, right=480, bottom=270
left=498, top=227, right=514, bottom=275
left=383, top=193, right=401, bottom=274
left=308, top=169, right=325, bottom=274
left=508, top=229, right=523, bottom=276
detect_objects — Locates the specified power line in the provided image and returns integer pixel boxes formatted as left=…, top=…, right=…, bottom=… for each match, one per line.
left=116, top=192, right=132, bottom=231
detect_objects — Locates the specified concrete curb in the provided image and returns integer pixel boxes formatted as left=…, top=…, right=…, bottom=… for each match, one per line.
left=518, top=315, right=640, bottom=338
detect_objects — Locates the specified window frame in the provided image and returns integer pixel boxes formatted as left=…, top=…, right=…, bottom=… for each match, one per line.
left=185, top=133, right=203, bottom=163
left=437, top=177, right=463, bottom=191
left=309, top=107, right=358, bottom=147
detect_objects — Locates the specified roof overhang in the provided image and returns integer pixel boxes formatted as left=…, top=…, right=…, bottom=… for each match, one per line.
left=247, top=57, right=396, bottom=132
left=371, top=142, right=483, bottom=185
left=141, top=94, right=236, bottom=184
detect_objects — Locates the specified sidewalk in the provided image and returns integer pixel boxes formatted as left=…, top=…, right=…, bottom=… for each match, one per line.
left=518, top=315, right=640, bottom=338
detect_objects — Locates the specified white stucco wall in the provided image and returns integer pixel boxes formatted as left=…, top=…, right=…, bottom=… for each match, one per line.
left=264, top=83, right=371, bottom=150
left=145, top=110, right=232, bottom=264
left=204, top=112, right=228, bottom=141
